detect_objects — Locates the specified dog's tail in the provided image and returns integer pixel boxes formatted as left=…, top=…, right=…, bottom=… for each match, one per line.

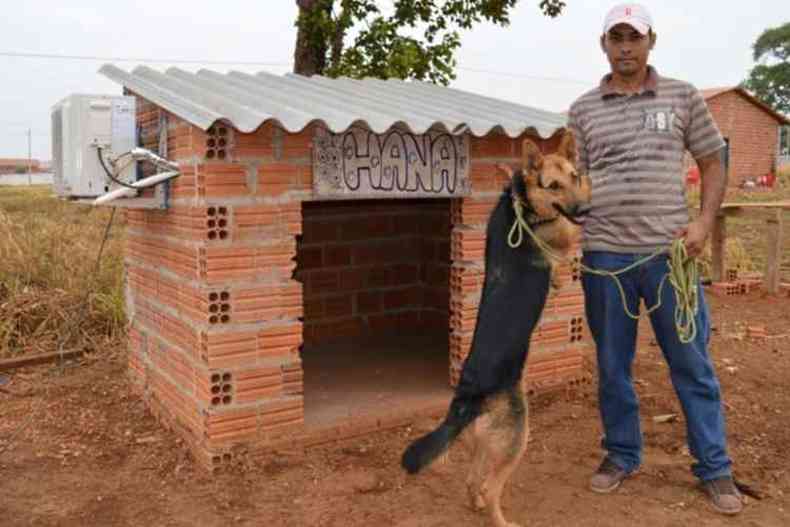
left=401, top=394, right=483, bottom=474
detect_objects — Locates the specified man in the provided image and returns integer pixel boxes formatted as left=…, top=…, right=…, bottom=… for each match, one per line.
left=567, top=3, right=742, bottom=515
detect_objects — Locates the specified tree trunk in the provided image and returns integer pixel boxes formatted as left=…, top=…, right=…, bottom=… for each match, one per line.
left=294, top=0, right=330, bottom=76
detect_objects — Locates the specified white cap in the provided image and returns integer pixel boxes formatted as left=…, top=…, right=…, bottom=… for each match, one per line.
left=603, top=3, right=653, bottom=35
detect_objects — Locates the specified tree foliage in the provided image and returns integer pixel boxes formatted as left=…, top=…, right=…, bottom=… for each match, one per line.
left=743, top=21, right=790, bottom=115
left=293, top=0, right=566, bottom=84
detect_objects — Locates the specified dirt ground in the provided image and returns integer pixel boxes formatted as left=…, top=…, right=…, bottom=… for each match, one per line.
left=1, top=291, right=789, bottom=527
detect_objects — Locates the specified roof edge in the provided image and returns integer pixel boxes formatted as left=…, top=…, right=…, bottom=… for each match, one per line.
left=98, top=64, right=569, bottom=138
left=704, top=86, right=790, bottom=125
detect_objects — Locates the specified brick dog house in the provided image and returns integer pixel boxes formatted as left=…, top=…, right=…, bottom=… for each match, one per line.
left=100, top=65, right=592, bottom=470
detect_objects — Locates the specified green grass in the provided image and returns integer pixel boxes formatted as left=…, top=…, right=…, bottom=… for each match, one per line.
left=0, top=186, right=126, bottom=358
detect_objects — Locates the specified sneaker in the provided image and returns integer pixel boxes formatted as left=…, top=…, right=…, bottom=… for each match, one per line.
left=702, top=476, right=743, bottom=515
left=590, top=458, right=629, bottom=493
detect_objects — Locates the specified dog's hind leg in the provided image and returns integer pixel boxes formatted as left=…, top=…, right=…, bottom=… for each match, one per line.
left=478, top=389, right=529, bottom=527
left=466, top=416, right=490, bottom=511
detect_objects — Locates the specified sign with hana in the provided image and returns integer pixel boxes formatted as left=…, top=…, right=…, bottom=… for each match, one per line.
left=313, top=127, right=470, bottom=199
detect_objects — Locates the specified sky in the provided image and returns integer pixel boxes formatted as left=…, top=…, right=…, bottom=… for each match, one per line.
left=1, top=0, right=787, bottom=161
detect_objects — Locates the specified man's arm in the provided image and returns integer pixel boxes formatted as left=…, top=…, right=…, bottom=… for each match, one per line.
left=566, top=105, right=588, bottom=175
left=682, top=148, right=728, bottom=257
left=681, top=85, right=728, bottom=258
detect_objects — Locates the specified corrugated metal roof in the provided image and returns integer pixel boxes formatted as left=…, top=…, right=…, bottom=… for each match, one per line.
left=99, top=64, right=567, bottom=139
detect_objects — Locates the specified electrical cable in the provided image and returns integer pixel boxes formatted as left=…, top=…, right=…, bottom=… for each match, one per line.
left=0, top=50, right=291, bottom=67
left=96, top=147, right=137, bottom=189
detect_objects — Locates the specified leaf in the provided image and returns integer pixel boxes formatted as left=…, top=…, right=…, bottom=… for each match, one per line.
left=743, top=22, right=790, bottom=115
left=294, top=0, right=564, bottom=84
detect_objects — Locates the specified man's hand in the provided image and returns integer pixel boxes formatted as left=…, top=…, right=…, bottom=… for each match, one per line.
left=677, top=217, right=714, bottom=258
left=682, top=148, right=727, bottom=259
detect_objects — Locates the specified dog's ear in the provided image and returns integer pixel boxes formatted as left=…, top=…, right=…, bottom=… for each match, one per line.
left=557, top=129, right=576, bottom=163
left=522, top=138, right=544, bottom=173
left=495, top=162, right=514, bottom=179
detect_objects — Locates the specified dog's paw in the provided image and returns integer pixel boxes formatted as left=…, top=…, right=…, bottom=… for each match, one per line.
left=490, top=517, right=522, bottom=527
left=466, top=480, right=486, bottom=511
left=466, top=491, right=486, bottom=512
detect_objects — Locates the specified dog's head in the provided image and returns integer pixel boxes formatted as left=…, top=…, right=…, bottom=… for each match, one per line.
left=510, top=130, right=591, bottom=254
left=519, top=130, right=591, bottom=223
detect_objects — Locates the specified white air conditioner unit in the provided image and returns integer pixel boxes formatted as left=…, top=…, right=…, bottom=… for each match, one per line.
left=51, top=94, right=137, bottom=198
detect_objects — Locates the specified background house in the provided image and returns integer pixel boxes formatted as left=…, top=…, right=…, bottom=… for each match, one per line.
left=0, top=158, right=41, bottom=175
left=700, top=87, right=790, bottom=186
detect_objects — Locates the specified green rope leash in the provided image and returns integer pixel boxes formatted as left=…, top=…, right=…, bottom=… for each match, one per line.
left=508, top=197, right=699, bottom=343
left=667, top=240, right=699, bottom=344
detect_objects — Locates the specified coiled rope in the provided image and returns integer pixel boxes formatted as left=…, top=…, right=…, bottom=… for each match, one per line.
left=508, top=197, right=699, bottom=343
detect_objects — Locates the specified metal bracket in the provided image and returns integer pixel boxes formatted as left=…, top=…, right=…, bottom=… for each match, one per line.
left=89, top=147, right=179, bottom=209
left=76, top=178, right=171, bottom=209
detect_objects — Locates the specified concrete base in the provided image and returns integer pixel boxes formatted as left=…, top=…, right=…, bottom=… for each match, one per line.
left=301, top=332, right=453, bottom=431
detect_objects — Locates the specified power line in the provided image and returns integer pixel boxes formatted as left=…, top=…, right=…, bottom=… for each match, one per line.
left=0, top=123, right=47, bottom=133
left=0, top=51, right=292, bottom=67
left=456, top=66, right=591, bottom=85
left=1, top=133, right=49, bottom=137
left=0, top=120, right=34, bottom=126
left=1, top=50, right=593, bottom=86
left=0, top=124, right=48, bottom=132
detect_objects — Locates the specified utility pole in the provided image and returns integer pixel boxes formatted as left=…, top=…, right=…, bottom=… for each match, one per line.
left=27, top=128, right=32, bottom=185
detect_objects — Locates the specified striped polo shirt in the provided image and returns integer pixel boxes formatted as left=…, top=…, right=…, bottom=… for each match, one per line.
left=567, top=66, right=725, bottom=253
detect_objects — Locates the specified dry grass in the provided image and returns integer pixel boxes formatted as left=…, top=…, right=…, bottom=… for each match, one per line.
left=723, top=173, right=790, bottom=281
left=0, top=186, right=126, bottom=358
left=779, top=163, right=790, bottom=187
left=686, top=185, right=759, bottom=277
left=0, top=178, right=786, bottom=360
left=688, top=174, right=790, bottom=282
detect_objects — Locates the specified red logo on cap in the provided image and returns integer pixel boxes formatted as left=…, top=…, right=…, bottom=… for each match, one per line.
left=625, top=7, right=632, bottom=15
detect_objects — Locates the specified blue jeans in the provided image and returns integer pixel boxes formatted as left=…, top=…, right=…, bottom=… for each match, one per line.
left=581, top=250, right=732, bottom=481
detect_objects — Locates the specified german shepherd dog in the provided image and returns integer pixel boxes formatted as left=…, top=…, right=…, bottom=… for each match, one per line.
left=401, top=130, right=591, bottom=527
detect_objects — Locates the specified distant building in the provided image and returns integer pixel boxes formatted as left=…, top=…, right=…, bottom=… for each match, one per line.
left=0, top=158, right=41, bottom=175
left=699, top=87, right=790, bottom=186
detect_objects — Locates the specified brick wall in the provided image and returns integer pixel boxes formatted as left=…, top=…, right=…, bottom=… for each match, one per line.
left=705, top=91, right=781, bottom=186
left=126, top=96, right=308, bottom=470
left=298, top=199, right=450, bottom=344
left=450, top=132, right=591, bottom=392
